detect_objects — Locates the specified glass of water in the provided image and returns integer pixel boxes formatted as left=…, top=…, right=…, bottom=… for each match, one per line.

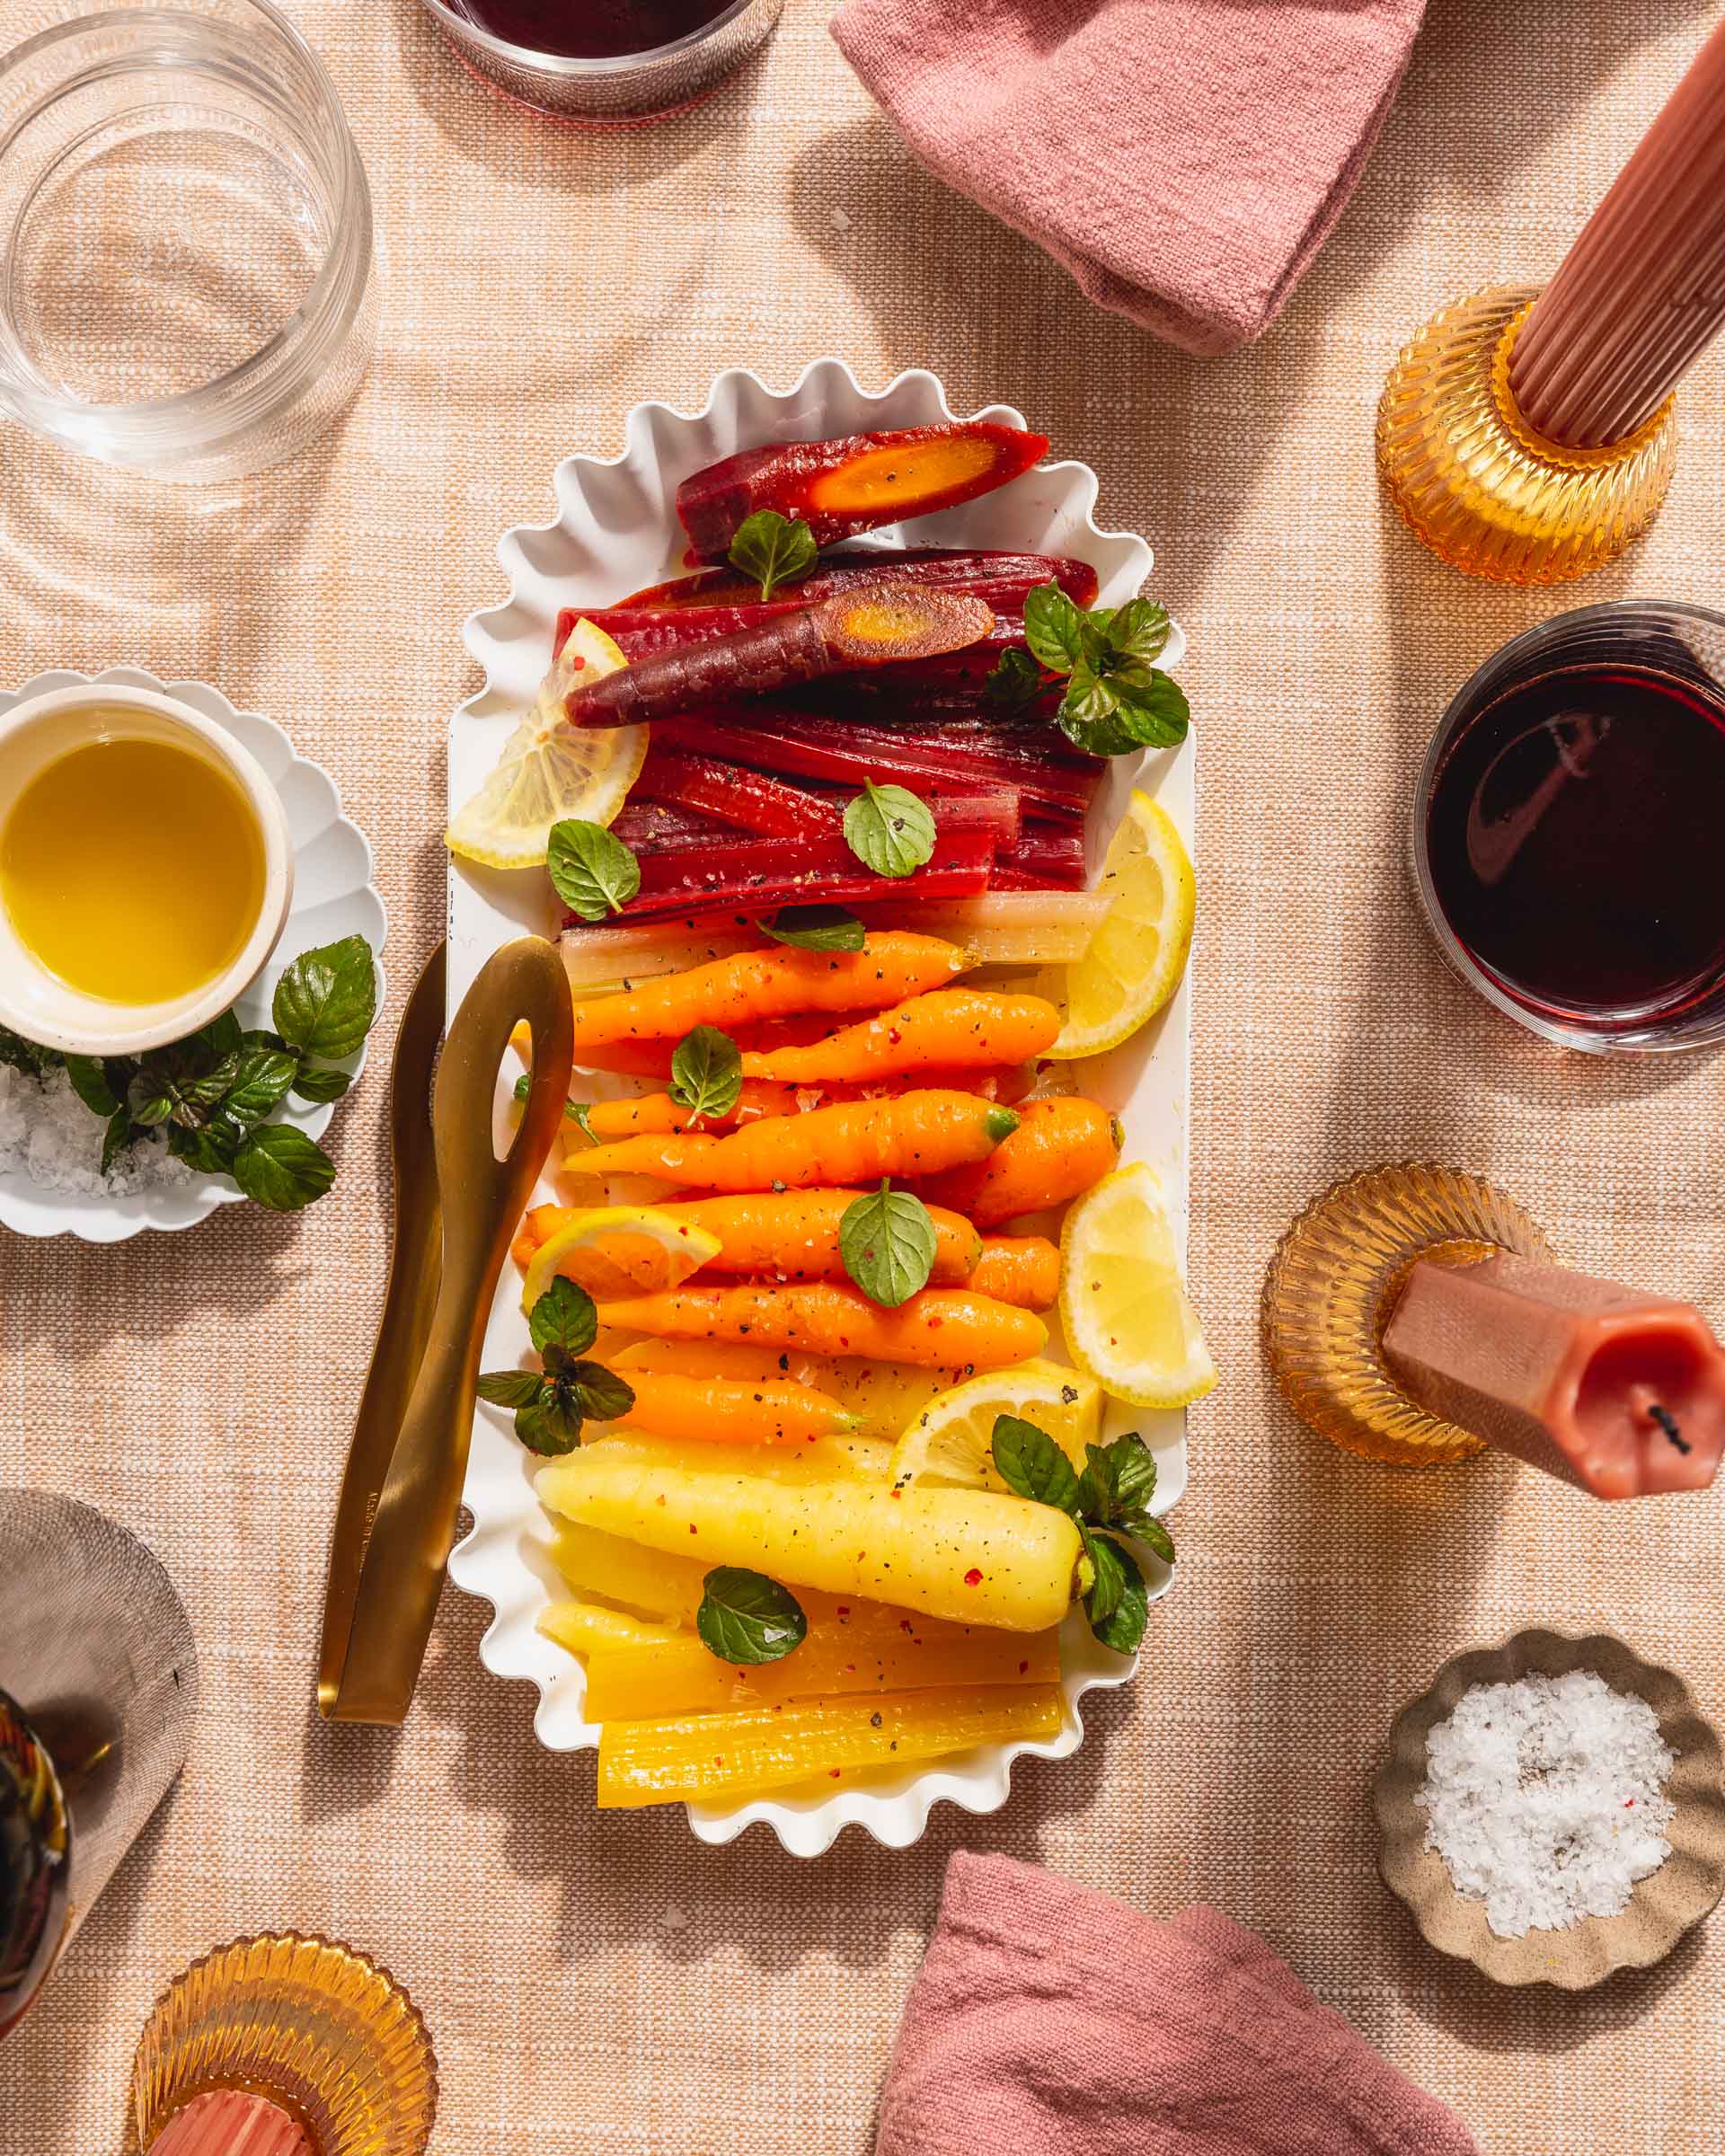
left=0, top=0, right=376, bottom=482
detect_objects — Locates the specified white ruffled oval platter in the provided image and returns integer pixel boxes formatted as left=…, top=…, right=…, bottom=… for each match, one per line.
left=0, top=665, right=385, bottom=1243
left=446, top=361, right=1192, bottom=1855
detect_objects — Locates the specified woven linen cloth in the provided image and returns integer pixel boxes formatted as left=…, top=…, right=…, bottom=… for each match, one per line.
left=3, top=3, right=1724, bottom=2152
left=832, top=0, right=1428, bottom=354
left=875, top=1853, right=1481, bottom=2154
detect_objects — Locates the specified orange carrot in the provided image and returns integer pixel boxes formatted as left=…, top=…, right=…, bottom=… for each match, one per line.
left=967, top=1236, right=1060, bottom=1309
left=615, top=1369, right=858, bottom=1447
left=579, top=1080, right=809, bottom=1140
left=512, top=1201, right=566, bottom=1270
left=739, top=988, right=1059, bottom=1084
left=571, top=1091, right=1019, bottom=1193
left=611, top=1339, right=825, bottom=1387
left=662, top=1191, right=981, bottom=1283
left=593, top=1282, right=1048, bottom=1369
left=919, top=1097, right=1120, bottom=1227
left=566, top=933, right=967, bottom=1050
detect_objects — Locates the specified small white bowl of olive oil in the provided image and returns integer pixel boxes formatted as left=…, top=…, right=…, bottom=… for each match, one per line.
left=0, top=685, right=295, bottom=1056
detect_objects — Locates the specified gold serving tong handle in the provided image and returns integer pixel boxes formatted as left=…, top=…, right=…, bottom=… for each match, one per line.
left=318, top=936, right=573, bottom=1725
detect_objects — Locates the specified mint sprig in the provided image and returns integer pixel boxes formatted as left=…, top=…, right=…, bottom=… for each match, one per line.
left=727, top=510, right=818, bottom=602
left=478, top=1279, right=636, bottom=1458
left=997, top=581, right=1188, bottom=759
left=696, top=1567, right=808, bottom=1665
left=987, top=1417, right=1173, bottom=1653
left=549, top=818, right=641, bottom=922
left=843, top=781, right=936, bottom=879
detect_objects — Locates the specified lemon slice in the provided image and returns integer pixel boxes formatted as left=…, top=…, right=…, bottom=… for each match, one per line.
left=521, top=1206, right=721, bottom=1309
left=447, top=619, right=646, bottom=869
left=1059, top=1162, right=1216, bottom=1409
left=888, top=1356, right=1104, bottom=1491
left=1040, top=791, right=1194, bottom=1059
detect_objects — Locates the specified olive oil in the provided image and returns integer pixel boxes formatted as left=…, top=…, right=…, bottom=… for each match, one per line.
left=0, top=729, right=265, bottom=1004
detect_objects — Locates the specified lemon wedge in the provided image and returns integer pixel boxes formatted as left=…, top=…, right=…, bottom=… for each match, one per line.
left=522, top=1206, right=721, bottom=1309
left=447, top=618, right=646, bottom=869
left=1059, top=1162, right=1216, bottom=1409
left=1039, top=791, right=1194, bottom=1059
left=888, top=1356, right=1104, bottom=1491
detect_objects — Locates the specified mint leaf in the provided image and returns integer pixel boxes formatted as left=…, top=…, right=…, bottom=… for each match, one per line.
left=668, top=1025, right=742, bottom=1124
left=563, top=1359, right=635, bottom=1424
left=290, top=1065, right=352, bottom=1105
left=0, top=1027, right=58, bottom=1079
left=1022, top=580, right=1088, bottom=675
left=843, top=782, right=936, bottom=879
left=727, top=511, right=818, bottom=603
left=549, top=818, right=641, bottom=922
left=758, top=905, right=867, bottom=954
left=230, top=1124, right=335, bottom=1211
left=990, top=1416, right=1083, bottom=1515
left=477, top=1369, right=543, bottom=1409
left=273, top=936, right=377, bottom=1060
left=217, top=1047, right=301, bottom=1132
left=1103, top=597, right=1172, bottom=667
left=984, top=646, right=1043, bottom=710
left=516, top=1388, right=586, bottom=1457
left=1082, top=1529, right=1147, bottom=1653
left=167, top=1122, right=238, bottom=1175
left=527, top=1277, right=597, bottom=1359
left=1078, top=1434, right=1159, bottom=1530
left=696, top=1568, right=808, bottom=1666
left=64, top=1056, right=119, bottom=1118
left=1109, top=666, right=1190, bottom=748
left=127, top=1068, right=181, bottom=1129
left=840, top=1180, right=936, bottom=1307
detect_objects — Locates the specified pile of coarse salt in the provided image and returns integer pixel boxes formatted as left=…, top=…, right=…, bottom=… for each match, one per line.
left=1417, top=1669, right=1676, bottom=1938
left=0, top=1060, right=192, bottom=1197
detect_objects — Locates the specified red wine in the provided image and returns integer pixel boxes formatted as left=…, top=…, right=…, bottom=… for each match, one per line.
left=451, top=0, right=734, bottom=57
left=1424, top=663, right=1725, bottom=1030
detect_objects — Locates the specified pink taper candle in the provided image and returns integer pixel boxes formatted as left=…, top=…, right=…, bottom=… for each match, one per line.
left=1382, top=1254, right=1725, bottom=1499
left=1511, top=20, right=1725, bottom=446
left=145, top=2091, right=311, bottom=2156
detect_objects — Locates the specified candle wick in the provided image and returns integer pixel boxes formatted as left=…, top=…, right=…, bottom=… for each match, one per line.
left=1648, top=1402, right=1691, bottom=1455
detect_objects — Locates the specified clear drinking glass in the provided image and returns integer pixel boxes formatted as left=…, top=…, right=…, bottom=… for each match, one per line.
left=0, top=1491, right=199, bottom=2042
left=1412, top=602, right=1725, bottom=1053
left=421, top=0, right=786, bottom=124
left=0, top=1, right=376, bottom=482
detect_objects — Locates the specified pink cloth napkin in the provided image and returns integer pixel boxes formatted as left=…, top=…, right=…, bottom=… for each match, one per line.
left=831, top=0, right=1427, bottom=355
left=875, top=1853, right=1481, bottom=2156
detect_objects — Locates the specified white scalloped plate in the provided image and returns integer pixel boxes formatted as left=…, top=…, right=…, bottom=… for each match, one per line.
left=0, top=666, right=386, bottom=1242
left=447, top=362, right=1191, bottom=1855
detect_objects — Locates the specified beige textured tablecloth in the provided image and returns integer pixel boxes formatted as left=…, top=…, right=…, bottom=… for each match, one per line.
left=4, top=3, right=1725, bottom=2149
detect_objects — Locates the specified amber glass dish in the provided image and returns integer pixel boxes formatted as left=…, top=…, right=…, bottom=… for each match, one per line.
left=126, top=1934, right=437, bottom=2156
left=1263, top=1162, right=1558, bottom=1465
left=1376, top=287, right=1677, bottom=585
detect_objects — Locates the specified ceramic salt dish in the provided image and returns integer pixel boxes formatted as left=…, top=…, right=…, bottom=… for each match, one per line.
left=1376, top=1630, right=1725, bottom=1989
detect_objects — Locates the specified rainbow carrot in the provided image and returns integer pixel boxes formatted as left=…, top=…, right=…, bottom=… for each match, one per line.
left=967, top=1237, right=1060, bottom=1309
left=919, top=1097, right=1119, bottom=1226
left=565, top=932, right=967, bottom=1051
left=740, top=988, right=1059, bottom=1084
left=592, top=1282, right=1047, bottom=1369
left=614, top=1369, right=859, bottom=1448
left=570, top=1090, right=1018, bottom=1191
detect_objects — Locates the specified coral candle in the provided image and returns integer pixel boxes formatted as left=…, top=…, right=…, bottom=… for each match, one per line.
left=1382, top=1254, right=1725, bottom=1499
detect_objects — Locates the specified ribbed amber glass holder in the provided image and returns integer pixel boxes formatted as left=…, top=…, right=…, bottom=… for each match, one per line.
left=1263, top=1163, right=1558, bottom=1465
left=126, top=1935, right=437, bottom=2156
left=1376, top=287, right=1677, bottom=585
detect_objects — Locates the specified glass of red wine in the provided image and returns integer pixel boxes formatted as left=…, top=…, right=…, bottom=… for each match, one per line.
left=1414, top=602, right=1725, bottom=1052
left=422, top=0, right=784, bottom=122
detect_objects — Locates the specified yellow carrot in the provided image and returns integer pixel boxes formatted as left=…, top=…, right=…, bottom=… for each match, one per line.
left=739, top=989, right=1060, bottom=1084
left=538, top=1599, right=677, bottom=1656
left=536, top=1453, right=1083, bottom=1630
left=595, top=1686, right=1066, bottom=1807
left=580, top=1430, right=894, bottom=1484
left=568, top=1089, right=1018, bottom=1190
left=575, top=1613, right=1061, bottom=1721
left=593, top=1281, right=1046, bottom=1369
left=567, top=932, right=967, bottom=1050
left=614, top=1369, right=859, bottom=1447
left=919, top=1096, right=1120, bottom=1226
left=967, top=1236, right=1061, bottom=1309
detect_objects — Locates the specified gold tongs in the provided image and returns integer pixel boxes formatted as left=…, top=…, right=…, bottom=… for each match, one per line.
left=317, top=935, right=573, bottom=1724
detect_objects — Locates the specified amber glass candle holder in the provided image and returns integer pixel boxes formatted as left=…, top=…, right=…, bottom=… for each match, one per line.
left=126, top=1934, right=437, bottom=2156
left=1263, top=1163, right=1558, bottom=1465
left=1376, top=287, right=1677, bottom=585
